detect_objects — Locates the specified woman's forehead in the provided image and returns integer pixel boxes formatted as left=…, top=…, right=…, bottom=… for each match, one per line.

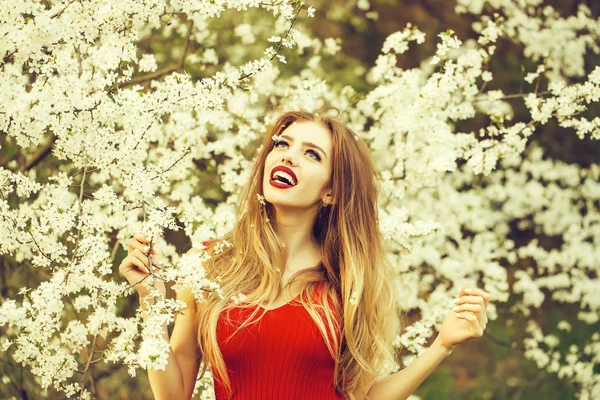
left=283, top=121, right=332, bottom=146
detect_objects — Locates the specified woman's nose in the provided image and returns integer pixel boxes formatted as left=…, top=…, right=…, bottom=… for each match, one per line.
left=281, top=149, right=298, bottom=166
left=281, top=155, right=297, bottom=166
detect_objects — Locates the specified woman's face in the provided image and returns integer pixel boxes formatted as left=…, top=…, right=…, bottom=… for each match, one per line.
left=262, top=120, right=333, bottom=210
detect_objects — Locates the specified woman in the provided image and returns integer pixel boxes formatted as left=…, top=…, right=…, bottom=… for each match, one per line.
left=119, top=107, right=490, bottom=400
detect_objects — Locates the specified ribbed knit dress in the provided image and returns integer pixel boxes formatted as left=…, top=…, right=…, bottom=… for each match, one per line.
left=212, top=280, right=343, bottom=399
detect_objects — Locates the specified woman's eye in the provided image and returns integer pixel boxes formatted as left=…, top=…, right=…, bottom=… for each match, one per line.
left=307, top=150, right=321, bottom=161
left=274, top=140, right=320, bottom=161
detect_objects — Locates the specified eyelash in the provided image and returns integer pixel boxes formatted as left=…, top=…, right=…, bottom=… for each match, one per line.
left=274, top=140, right=321, bottom=161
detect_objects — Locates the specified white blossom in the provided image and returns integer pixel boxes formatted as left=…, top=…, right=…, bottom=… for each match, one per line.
left=138, top=54, right=158, bottom=72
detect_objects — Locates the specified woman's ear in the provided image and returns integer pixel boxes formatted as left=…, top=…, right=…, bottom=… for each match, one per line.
left=322, top=192, right=336, bottom=206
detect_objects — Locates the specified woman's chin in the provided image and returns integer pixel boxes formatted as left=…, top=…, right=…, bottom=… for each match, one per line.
left=263, top=189, right=294, bottom=206
left=265, top=199, right=295, bottom=209
left=265, top=199, right=320, bottom=212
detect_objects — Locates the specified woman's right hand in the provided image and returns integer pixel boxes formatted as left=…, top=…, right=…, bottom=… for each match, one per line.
left=118, top=234, right=166, bottom=299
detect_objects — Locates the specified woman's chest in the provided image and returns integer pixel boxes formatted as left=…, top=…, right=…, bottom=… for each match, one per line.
left=216, top=304, right=334, bottom=366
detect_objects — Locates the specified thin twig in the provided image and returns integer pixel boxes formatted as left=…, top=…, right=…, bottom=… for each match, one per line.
left=70, top=154, right=87, bottom=267
left=117, top=19, right=194, bottom=90
left=110, top=239, right=121, bottom=263
left=534, top=74, right=542, bottom=95
left=78, top=333, right=98, bottom=399
left=239, top=3, right=304, bottom=82
left=478, top=80, right=488, bottom=95
left=150, top=148, right=191, bottom=180
left=51, top=0, right=79, bottom=19
left=124, top=270, right=165, bottom=293
left=118, top=64, right=179, bottom=89
left=1, top=50, right=18, bottom=67
left=473, top=90, right=552, bottom=103
left=257, top=2, right=287, bottom=6
left=181, top=20, right=194, bottom=69
left=133, top=122, right=156, bottom=151
left=70, top=167, right=100, bottom=179
left=27, top=227, right=63, bottom=268
left=483, top=331, right=522, bottom=351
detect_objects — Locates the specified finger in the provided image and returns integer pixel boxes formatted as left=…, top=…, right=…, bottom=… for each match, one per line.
left=453, top=294, right=487, bottom=327
left=461, top=286, right=490, bottom=308
left=129, top=238, right=151, bottom=254
left=120, top=255, right=150, bottom=275
left=134, top=234, right=150, bottom=243
left=128, top=237, right=143, bottom=253
left=140, top=239, right=159, bottom=256
left=131, top=249, right=151, bottom=271
left=453, top=303, right=482, bottom=314
left=130, top=255, right=150, bottom=274
left=146, top=257, right=161, bottom=274
left=131, top=234, right=150, bottom=251
left=455, top=312, right=484, bottom=337
left=132, top=248, right=162, bottom=273
left=454, top=304, right=487, bottom=328
left=455, top=295, right=485, bottom=307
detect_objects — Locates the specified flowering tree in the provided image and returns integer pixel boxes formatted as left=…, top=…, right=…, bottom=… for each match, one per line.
left=1, top=0, right=599, bottom=399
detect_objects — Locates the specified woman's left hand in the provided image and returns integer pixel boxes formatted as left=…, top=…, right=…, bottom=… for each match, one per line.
left=436, top=284, right=490, bottom=353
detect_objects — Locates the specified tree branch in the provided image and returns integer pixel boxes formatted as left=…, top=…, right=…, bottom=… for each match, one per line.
left=117, top=64, right=180, bottom=89
left=14, top=132, right=57, bottom=173
left=50, top=0, right=79, bottom=19
left=150, top=148, right=191, bottom=181
left=239, top=3, right=304, bottom=82
left=78, top=333, right=98, bottom=399
left=116, top=19, right=195, bottom=90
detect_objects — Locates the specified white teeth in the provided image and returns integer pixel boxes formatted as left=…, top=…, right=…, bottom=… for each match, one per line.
left=272, top=171, right=296, bottom=185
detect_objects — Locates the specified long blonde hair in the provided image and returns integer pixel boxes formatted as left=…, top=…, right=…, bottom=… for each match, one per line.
left=195, top=107, right=402, bottom=399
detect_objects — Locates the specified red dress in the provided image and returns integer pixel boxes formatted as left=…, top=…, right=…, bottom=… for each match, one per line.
left=212, top=281, right=343, bottom=399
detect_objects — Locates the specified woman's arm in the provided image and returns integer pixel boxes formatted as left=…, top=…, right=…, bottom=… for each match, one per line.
left=121, top=236, right=203, bottom=399
left=143, top=286, right=202, bottom=400
left=363, top=337, right=452, bottom=400
left=144, top=250, right=204, bottom=400
left=364, top=285, right=489, bottom=400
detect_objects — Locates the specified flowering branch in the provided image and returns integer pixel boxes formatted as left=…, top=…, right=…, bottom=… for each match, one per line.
left=67, top=154, right=88, bottom=271
left=117, top=20, right=194, bottom=90
left=78, top=333, right=98, bottom=399
left=15, top=133, right=57, bottom=173
left=50, top=0, right=80, bottom=19
left=238, top=3, right=304, bottom=82
left=150, top=148, right=192, bottom=181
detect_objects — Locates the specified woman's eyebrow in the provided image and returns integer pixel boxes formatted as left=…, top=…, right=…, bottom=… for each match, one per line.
left=279, top=134, right=327, bottom=158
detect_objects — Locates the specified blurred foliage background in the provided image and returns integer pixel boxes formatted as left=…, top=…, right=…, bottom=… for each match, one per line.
left=1, top=0, right=599, bottom=399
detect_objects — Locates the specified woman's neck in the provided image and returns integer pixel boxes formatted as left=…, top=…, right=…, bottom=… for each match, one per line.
left=272, top=207, right=320, bottom=265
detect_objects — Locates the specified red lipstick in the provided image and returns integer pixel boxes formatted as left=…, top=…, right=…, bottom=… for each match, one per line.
left=269, top=165, right=298, bottom=188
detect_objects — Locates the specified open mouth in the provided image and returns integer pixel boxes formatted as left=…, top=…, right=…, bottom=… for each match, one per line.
left=270, top=166, right=298, bottom=187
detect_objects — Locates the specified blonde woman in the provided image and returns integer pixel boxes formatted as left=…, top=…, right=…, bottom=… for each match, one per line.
left=119, top=107, right=490, bottom=399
